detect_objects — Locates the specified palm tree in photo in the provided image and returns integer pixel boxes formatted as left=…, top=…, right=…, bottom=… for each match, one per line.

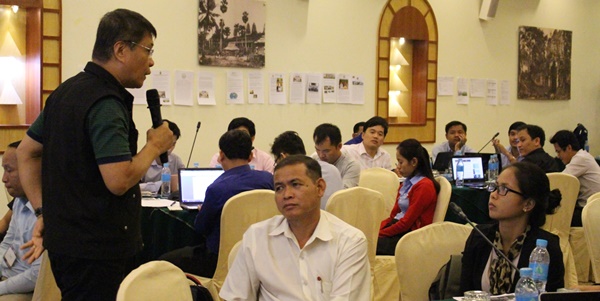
left=198, top=0, right=219, bottom=52
left=219, top=18, right=225, bottom=54
left=242, top=11, right=249, bottom=52
left=220, top=0, right=228, bottom=14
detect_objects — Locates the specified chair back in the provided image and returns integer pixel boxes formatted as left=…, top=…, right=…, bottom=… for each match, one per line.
left=543, top=173, right=580, bottom=241
left=583, top=192, right=600, bottom=281
left=358, top=167, right=399, bottom=213
left=395, top=222, right=472, bottom=301
left=433, top=176, right=452, bottom=223
left=325, top=187, right=387, bottom=271
left=116, top=261, right=192, bottom=301
left=228, top=240, right=242, bottom=271
left=212, top=189, right=279, bottom=291
left=31, top=250, right=61, bottom=301
left=542, top=172, right=580, bottom=287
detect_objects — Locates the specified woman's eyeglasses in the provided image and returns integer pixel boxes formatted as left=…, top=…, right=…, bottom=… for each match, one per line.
left=487, top=182, right=525, bottom=197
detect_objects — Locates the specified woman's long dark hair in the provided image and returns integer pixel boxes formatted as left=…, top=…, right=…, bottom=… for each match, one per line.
left=507, top=162, right=562, bottom=227
left=397, top=139, right=440, bottom=193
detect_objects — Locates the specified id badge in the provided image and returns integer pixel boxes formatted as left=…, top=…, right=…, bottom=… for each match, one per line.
left=3, top=247, right=17, bottom=268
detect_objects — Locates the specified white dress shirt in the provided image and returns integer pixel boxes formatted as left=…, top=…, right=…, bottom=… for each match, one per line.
left=341, top=142, right=392, bottom=171
left=220, top=211, right=371, bottom=301
left=563, top=149, right=600, bottom=207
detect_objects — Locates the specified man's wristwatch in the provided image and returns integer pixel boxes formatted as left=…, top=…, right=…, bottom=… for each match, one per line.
left=34, top=207, right=43, bottom=217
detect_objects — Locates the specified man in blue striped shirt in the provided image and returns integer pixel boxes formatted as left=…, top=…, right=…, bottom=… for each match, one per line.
left=0, top=141, right=40, bottom=295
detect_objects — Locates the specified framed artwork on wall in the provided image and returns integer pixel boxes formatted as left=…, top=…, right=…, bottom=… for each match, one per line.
left=518, top=26, right=572, bottom=100
left=198, top=0, right=266, bottom=68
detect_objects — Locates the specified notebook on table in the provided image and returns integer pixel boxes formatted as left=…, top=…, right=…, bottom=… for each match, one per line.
left=178, top=168, right=224, bottom=210
left=451, top=155, right=486, bottom=188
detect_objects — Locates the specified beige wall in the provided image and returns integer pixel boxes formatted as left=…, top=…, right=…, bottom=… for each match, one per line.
left=1, top=0, right=599, bottom=210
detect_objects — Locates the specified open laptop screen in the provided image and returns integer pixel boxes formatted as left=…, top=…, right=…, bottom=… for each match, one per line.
left=451, top=156, right=485, bottom=183
left=178, top=168, right=224, bottom=205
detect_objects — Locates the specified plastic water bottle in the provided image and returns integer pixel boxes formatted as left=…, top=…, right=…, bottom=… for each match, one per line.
left=488, top=154, right=499, bottom=181
left=515, top=267, right=539, bottom=301
left=455, top=159, right=464, bottom=187
left=529, top=239, right=550, bottom=292
left=160, top=162, right=171, bottom=199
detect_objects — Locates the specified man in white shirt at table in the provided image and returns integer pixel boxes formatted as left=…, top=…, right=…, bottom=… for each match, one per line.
left=341, top=116, right=393, bottom=171
left=220, top=155, right=370, bottom=301
left=550, top=130, right=600, bottom=226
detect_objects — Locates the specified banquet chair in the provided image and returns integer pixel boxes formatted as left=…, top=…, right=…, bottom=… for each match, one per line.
left=227, top=240, right=242, bottom=271
left=325, top=187, right=388, bottom=301
left=31, top=251, right=60, bottom=301
left=582, top=194, right=600, bottom=282
left=432, top=176, right=452, bottom=223
left=325, top=187, right=387, bottom=270
left=570, top=191, right=600, bottom=282
left=116, top=260, right=192, bottom=301
left=192, top=189, right=278, bottom=300
left=358, top=167, right=399, bottom=213
left=395, top=222, right=472, bottom=301
left=542, top=172, right=580, bottom=288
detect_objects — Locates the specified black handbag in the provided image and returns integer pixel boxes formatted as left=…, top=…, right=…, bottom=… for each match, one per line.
left=186, top=274, right=214, bottom=301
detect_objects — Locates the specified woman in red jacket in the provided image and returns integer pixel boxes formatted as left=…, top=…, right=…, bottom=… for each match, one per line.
left=376, top=139, right=440, bottom=255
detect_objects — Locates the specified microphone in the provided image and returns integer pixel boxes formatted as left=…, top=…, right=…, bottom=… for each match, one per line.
left=477, top=132, right=500, bottom=153
left=449, top=203, right=519, bottom=272
left=146, top=89, right=169, bottom=165
left=186, top=121, right=202, bottom=168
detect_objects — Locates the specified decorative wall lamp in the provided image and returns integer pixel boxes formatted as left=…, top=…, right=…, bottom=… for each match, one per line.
left=0, top=31, right=23, bottom=105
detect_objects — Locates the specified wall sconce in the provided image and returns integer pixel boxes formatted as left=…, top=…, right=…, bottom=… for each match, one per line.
left=11, top=5, right=19, bottom=14
left=0, top=31, right=23, bottom=105
left=388, top=91, right=408, bottom=118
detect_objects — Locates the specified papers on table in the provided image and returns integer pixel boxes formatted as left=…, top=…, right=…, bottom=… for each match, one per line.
left=141, top=198, right=183, bottom=211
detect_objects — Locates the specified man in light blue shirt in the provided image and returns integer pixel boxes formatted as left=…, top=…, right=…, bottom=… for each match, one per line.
left=0, top=141, right=40, bottom=295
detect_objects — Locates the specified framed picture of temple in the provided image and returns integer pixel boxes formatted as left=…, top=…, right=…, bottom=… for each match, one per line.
left=198, top=0, right=266, bottom=68
left=518, top=26, right=572, bottom=100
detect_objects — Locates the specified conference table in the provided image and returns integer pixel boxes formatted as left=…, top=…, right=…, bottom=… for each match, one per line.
left=137, top=205, right=199, bottom=265
left=137, top=186, right=492, bottom=264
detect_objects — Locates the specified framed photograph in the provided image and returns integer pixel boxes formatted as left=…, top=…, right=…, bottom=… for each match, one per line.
left=518, top=26, right=572, bottom=100
left=198, top=0, right=266, bottom=68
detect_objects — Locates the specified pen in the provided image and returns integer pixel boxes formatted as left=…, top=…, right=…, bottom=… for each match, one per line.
left=317, top=276, right=323, bottom=293
left=169, top=201, right=176, bottom=207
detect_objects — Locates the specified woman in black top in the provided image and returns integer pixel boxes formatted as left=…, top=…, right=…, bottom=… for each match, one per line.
left=460, top=162, right=565, bottom=294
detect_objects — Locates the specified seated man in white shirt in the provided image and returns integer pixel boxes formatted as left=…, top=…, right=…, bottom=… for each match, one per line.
left=140, top=119, right=185, bottom=194
left=271, top=131, right=343, bottom=209
left=341, top=116, right=393, bottom=170
left=220, top=155, right=371, bottom=301
left=0, top=141, right=41, bottom=296
left=550, top=130, right=600, bottom=226
left=209, top=117, right=274, bottom=173
left=313, top=123, right=361, bottom=188
left=432, top=120, right=475, bottom=162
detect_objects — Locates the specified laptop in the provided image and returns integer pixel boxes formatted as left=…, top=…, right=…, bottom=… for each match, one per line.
left=432, top=151, right=454, bottom=172
left=539, top=291, right=600, bottom=301
left=451, top=155, right=486, bottom=187
left=465, top=152, right=503, bottom=174
left=178, top=168, right=224, bottom=210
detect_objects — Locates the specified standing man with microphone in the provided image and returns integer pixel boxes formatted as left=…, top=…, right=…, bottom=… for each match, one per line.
left=17, top=9, right=174, bottom=300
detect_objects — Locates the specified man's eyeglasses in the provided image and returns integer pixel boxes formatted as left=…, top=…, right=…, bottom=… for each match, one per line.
left=129, top=41, right=154, bottom=56
left=487, top=182, right=525, bottom=197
